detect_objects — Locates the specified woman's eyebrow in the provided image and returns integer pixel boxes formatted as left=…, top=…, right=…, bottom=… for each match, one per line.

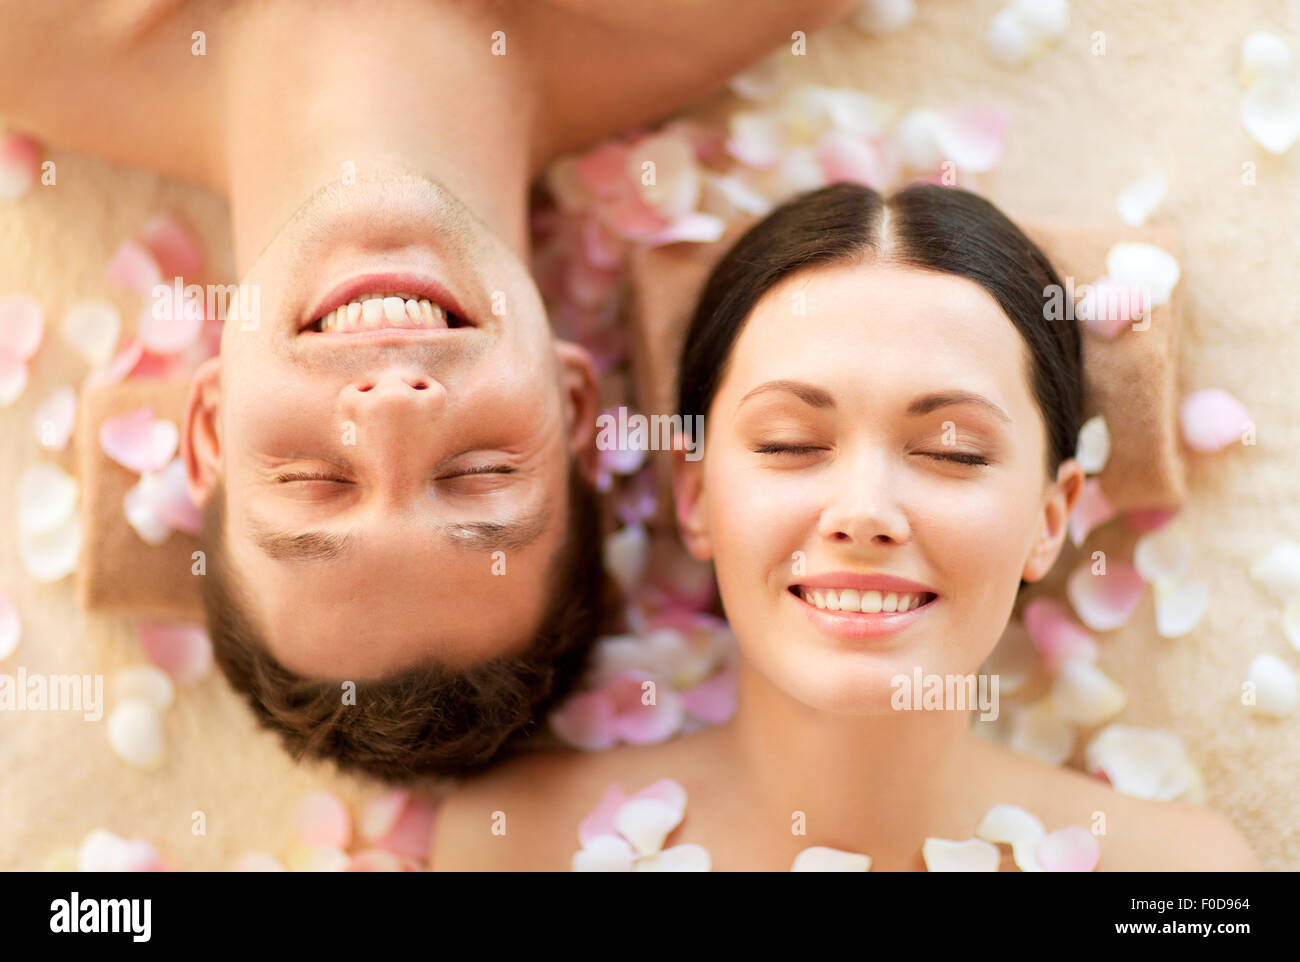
left=737, top=380, right=1011, bottom=425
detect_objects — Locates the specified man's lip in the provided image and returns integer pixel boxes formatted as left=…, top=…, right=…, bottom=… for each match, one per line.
left=301, top=271, right=476, bottom=332
left=791, top=572, right=939, bottom=596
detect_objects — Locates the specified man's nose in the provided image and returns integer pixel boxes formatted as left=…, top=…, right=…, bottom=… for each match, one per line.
left=341, top=367, right=448, bottom=442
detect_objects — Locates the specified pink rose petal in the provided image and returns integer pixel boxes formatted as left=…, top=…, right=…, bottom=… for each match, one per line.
left=1068, top=477, right=1116, bottom=546
left=0, top=133, right=41, bottom=201
left=680, top=662, right=739, bottom=723
left=549, top=688, right=619, bottom=750
left=150, top=458, right=202, bottom=534
left=106, top=240, right=163, bottom=295
left=0, top=293, right=44, bottom=360
left=138, top=622, right=213, bottom=683
left=361, top=790, right=410, bottom=841
left=33, top=386, right=77, bottom=450
left=139, top=214, right=205, bottom=280
left=578, top=783, right=630, bottom=846
left=1035, top=825, right=1100, bottom=872
left=371, top=794, right=437, bottom=861
left=1066, top=560, right=1146, bottom=632
left=346, top=849, right=421, bottom=872
left=100, top=406, right=178, bottom=474
left=1179, top=388, right=1253, bottom=452
left=138, top=286, right=205, bottom=355
left=934, top=106, right=1008, bottom=173
left=817, top=129, right=893, bottom=189
left=607, top=672, right=685, bottom=745
left=1077, top=276, right=1146, bottom=338
left=295, top=791, right=352, bottom=850
left=1021, top=597, right=1098, bottom=671
left=85, top=337, right=146, bottom=390
left=0, top=588, right=20, bottom=660
left=645, top=212, right=726, bottom=247
left=0, top=355, right=29, bottom=406
left=575, top=141, right=634, bottom=198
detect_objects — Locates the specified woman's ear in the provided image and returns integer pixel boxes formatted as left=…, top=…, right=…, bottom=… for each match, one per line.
left=1022, top=456, right=1086, bottom=582
left=671, top=430, right=713, bottom=562
left=181, top=357, right=222, bottom=508
left=554, top=340, right=601, bottom=487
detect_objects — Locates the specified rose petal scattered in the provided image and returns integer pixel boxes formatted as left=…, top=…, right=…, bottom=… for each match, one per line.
left=138, top=214, right=205, bottom=280
left=1116, top=173, right=1166, bottom=226
left=33, top=386, right=76, bottom=450
left=0, top=355, right=27, bottom=405
left=295, top=791, right=352, bottom=850
left=922, top=837, right=1000, bottom=872
left=0, top=589, right=20, bottom=660
left=18, top=462, right=78, bottom=533
left=1133, top=517, right=1191, bottom=583
left=1105, top=241, right=1180, bottom=307
left=1007, top=698, right=1074, bottom=765
left=1068, top=478, right=1115, bottom=546
left=105, top=241, right=163, bottom=295
left=1249, top=541, right=1300, bottom=604
left=1084, top=724, right=1194, bottom=801
left=853, top=0, right=916, bottom=33
left=107, top=699, right=166, bottom=769
left=1022, top=597, right=1098, bottom=671
left=100, top=406, right=178, bottom=474
left=1035, top=825, right=1100, bottom=872
left=138, top=622, right=213, bottom=683
left=0, top=133, right=41, bottom=201
left=1246, top=653, right=1297, bottom=717
left=61, top=300, right=121, bottom=367
left=0, top=293, right=44, bottom=360
left=603, top=524, right=649, bottom=595
left=1241, top=78, right=1300, bottom=154
left=78, top=829, right=163, bottom=872
left=791, top=845, right=873, bottom=871
left=1066, top=559, right=1146, bottom=631
left=1050, top=660, right=1127, bottom=725
left=113, top=665, right=175, bottom=710
left=634, top=843, right=711, bottom=872
left=1241, top=32, right=1292, bottom=85
left=1179, top=388, right=1252, bottom=452
left=233, top=852, right=286, bottom=872
left=138, top=285, right=205, bottom=355
left=18, top=511, right=80, bottom=581
left=1154, top=575, right=1211, bottom=638
left=572, top=834, right=636, bottom=872
left=1074, top=415, right=1110, bottom=473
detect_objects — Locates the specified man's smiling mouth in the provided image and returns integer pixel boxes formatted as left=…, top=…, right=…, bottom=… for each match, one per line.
left=308, top=292, right=463, bottom=333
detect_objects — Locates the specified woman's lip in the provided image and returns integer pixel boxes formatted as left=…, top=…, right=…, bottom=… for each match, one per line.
left=788, top=586, right=937, bottom=640
left=794, top=572, right=938, bottom=595
left=302, top=271, right=475, bottom=331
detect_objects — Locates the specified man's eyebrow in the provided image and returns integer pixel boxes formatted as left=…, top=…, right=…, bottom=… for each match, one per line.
left=737, top=380, right=1011, bottom=424
left=247, top=503, right=551, bottom=563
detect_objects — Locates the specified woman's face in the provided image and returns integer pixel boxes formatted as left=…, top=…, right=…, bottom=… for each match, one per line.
left=674, top=260, right=1083, bottom=713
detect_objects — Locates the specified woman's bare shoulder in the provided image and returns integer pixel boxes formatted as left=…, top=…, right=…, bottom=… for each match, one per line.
left=430, top=735, right=712, bottom=871
left=980, top=741, right=1261, bottom=872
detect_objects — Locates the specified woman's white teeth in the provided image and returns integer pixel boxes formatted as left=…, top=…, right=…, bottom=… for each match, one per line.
left=319, top=294, right=448, bottom=332
left=799, top=587, right=931, bottom=613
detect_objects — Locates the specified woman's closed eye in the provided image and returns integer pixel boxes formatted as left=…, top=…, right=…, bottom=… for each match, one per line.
left=274, top=464, right=517, bottom=484
left=750, top=443, right=990, bottom=467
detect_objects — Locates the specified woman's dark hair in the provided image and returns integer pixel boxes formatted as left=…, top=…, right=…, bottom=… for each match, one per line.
left=677, top=182, right=1082, bottom=476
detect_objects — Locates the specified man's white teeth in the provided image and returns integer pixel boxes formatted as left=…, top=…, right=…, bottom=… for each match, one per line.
left=797, top=587, right=932, bottom=613
left=319, top=294, right=448, bottom=332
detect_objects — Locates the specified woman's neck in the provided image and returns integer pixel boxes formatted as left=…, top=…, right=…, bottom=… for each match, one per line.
left=218, top=1, right=540, bottom=273
left=714, top=658, right=991, bottom=860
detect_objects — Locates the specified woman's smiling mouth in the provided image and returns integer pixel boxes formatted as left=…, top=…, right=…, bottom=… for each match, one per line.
left=787, top=582, right=939, bottom=640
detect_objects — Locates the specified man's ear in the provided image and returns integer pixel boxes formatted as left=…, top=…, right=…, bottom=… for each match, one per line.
left=181, top=357, right=222, bottom=508
left=670, top=432, right=713, bottom=562
left=555, top=340, right=601, bottom=486
left=1022, top=456, right=1086, bottom=582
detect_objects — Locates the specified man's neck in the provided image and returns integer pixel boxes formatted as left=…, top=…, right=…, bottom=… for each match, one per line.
left=219, top=2, right=539, bottom=274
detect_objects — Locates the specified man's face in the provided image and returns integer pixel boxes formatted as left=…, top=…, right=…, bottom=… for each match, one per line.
left=183, top=170, right=598, bottom=680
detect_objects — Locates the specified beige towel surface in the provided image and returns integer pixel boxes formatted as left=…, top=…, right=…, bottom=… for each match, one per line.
left=2, top=0, right=1297, bottom=870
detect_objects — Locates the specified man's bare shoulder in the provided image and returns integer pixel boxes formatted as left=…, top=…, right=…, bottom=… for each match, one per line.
left=980, top=741, right=1260, bottom=872
left=430, top=735, right=712, bottom=871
